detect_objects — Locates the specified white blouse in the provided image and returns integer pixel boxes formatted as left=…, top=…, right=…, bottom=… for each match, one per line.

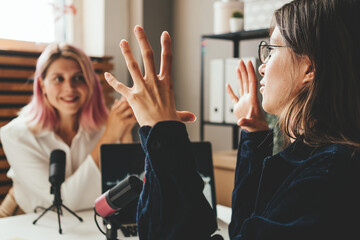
left=0, top=116, right=104, bottom=213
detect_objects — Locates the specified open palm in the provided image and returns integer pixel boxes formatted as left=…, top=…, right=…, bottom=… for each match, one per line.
left=104, top=26, right=195, bottom=127
left=226, top=60, right=268, bottom=132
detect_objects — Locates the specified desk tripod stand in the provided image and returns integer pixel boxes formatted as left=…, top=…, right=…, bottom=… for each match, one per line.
left=104, top=217, right=120, bottom=240
left=33, top=184, right=83, bottom=234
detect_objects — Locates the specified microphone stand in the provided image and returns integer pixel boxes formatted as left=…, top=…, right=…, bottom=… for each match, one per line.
left=104, top=216, right=120, bottom=240
left=33, top=184, right=83, bottom=234
left=94, top=209, right=121, bottom=240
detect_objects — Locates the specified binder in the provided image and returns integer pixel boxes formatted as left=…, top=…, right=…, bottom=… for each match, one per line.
left=209, top=59, right=225, bottom=123
left=224, top=57, right=260, bottom=124
left=224, top=58, right=240, bottom=124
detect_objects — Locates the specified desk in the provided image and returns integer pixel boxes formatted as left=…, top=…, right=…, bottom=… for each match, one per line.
left=0, top=209, right=103, bottom=240
left=0, top=205, right=231, bottom=240
left=213, top=150, right=237, bottom=207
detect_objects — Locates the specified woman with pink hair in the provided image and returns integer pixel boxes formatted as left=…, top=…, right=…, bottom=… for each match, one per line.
left=0, top=43, right=136, bottom=216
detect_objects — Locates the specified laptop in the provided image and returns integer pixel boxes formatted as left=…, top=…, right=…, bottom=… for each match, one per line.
left=100, top=142, right=229, bottom=239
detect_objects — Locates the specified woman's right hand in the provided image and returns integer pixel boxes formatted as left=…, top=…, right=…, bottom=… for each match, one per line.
left=226, top=60, right=269, bottom=132
left=91, top=97, right=137, bottom=168
left=104, top=97, right=137, bottom=142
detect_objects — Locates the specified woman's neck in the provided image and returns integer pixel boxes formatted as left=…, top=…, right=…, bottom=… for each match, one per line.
left=56, top=114, right=79, bottom=146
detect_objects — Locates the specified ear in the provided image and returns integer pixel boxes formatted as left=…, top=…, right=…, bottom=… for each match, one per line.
left=301, top=57, right=315, bottom=84
left=38, top=77, right=46, bottom=95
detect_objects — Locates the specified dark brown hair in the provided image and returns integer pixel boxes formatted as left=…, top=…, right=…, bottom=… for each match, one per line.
left=274, top=0, right=360, bottom=148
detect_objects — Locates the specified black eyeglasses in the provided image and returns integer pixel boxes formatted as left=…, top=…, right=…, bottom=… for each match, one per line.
left=258, top=40, right=287, bottom=64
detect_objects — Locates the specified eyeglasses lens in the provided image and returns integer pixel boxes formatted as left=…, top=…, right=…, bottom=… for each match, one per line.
left=260, top=42, right=270, bottom=64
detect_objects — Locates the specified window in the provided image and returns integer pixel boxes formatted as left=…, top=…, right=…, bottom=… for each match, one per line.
left=0, top=0, right=67, bottom=43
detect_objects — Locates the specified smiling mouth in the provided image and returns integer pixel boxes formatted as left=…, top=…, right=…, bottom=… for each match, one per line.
left=61, top=96, right=79, bottom=102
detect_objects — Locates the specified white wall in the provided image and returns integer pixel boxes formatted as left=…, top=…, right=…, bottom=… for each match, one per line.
left=71, top=0, right=269, bottom=151
left=83, top=0, right=105, bottom=56
left=128, top=0, right=143, bottom=72
left=104, top=0, right=130, bottom=87
left=69, top=0, right=133, bottom=87
left=172, top=0, right=216, bottom=145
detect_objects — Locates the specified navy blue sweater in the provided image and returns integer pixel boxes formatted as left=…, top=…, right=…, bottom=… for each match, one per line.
left=137, top=121, right=360, bottom=240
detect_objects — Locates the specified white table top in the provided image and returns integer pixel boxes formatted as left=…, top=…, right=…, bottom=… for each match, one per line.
left=0, top=208, right=103, bottom=240
left=0, top=205, right=231, bottom=240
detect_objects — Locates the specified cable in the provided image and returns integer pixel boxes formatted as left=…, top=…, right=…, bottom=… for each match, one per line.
left=93, top=207, right=106, bottom=235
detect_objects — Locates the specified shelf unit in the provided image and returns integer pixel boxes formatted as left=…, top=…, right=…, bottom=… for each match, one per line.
left=200, top=29, right=269, bottom=149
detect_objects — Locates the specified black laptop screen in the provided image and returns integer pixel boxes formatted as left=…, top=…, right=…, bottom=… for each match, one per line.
left=100, top=142, right=217, bottom=223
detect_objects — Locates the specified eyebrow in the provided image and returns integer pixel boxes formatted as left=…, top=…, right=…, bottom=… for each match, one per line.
left=50, top=71, right=83, bottom=76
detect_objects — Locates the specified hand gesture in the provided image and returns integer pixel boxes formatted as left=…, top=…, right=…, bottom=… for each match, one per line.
left=226, top=60, right=268, bottom=132
left=105, top=97, right=137, bottom=142
left=91, top=97, right=137, bottom=167
left=104, top=26, right=195, bottom=127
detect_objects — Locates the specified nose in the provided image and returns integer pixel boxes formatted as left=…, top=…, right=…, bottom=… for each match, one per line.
left=63, top=79, right=76, bottom=91
left=258, top=63, right=265, bottom=77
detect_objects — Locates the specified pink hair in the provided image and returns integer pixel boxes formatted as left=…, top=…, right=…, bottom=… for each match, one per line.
left=21, top=43, right=109, bottom=132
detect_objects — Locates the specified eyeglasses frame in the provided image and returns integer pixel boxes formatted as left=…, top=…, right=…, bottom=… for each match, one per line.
left=258, top=40, right=287, bottom=64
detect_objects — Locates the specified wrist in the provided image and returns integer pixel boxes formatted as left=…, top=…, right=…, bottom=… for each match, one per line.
left=241, top=126, right=269, bottom=132
left=102, top=130, right=120, bottom=143
left=138, top=116, right=180, bottom=127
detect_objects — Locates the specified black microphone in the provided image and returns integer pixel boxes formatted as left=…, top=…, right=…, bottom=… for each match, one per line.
left=94, top=175, right=143, bottom=218
left=34, top=149, right=82, bottom=234
left=49, top=149, right=66, bottom=186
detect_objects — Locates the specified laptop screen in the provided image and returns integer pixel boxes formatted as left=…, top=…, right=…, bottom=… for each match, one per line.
left=100, top=142, right=217, bottom=223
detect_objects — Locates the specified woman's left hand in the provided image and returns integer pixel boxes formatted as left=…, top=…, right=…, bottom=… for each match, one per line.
left=226, top=60, right=269, bottom=132
left=104, top=25, right=195, bottom=127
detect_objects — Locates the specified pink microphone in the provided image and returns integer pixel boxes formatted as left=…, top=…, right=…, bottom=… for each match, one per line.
left=94, top=175, right=143, bottom=218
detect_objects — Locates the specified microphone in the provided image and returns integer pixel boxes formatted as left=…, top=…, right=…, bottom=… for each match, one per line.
left=34, top=149, right=82, bottom=234
left=49, top=149, right=66, bottom=186
left=94, top=175, right=143, bottom=218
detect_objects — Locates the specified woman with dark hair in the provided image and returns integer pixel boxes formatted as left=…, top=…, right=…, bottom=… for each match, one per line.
left=105, top=0, right=360, bottom=239
left=0, top=43, right=136, bottom=217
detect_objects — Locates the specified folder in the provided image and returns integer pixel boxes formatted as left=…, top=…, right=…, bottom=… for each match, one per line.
left=209, top=59, right=225, bottom=123
left=224, top=58, right=240, bottom=124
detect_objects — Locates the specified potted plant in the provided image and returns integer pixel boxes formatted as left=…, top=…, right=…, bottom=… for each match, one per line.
left=229, top=11, right=244, bottom=32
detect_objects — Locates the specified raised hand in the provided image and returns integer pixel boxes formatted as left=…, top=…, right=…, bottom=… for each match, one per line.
left=105, top=25, right=195, bottom=127
left=226, top=60, right=269, bottom=132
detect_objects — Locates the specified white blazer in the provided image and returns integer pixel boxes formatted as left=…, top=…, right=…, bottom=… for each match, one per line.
left=0, top=116, right=104, bottom=213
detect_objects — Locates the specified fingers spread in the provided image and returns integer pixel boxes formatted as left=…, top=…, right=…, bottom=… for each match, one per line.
left=119, top=40, right=144, bottom=87
left=105, top=72, right=130, bottom=98
left=239, top=60, right=249, bottom=93
left=246, top=60, right=258, bottom=95
left=134, top=26, right=157, bottom=78
left=226, top=83, right=239, bottom=104
left=159, top=31, right=173, bottom=78
left=236, top=65, right=244, bottom=96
